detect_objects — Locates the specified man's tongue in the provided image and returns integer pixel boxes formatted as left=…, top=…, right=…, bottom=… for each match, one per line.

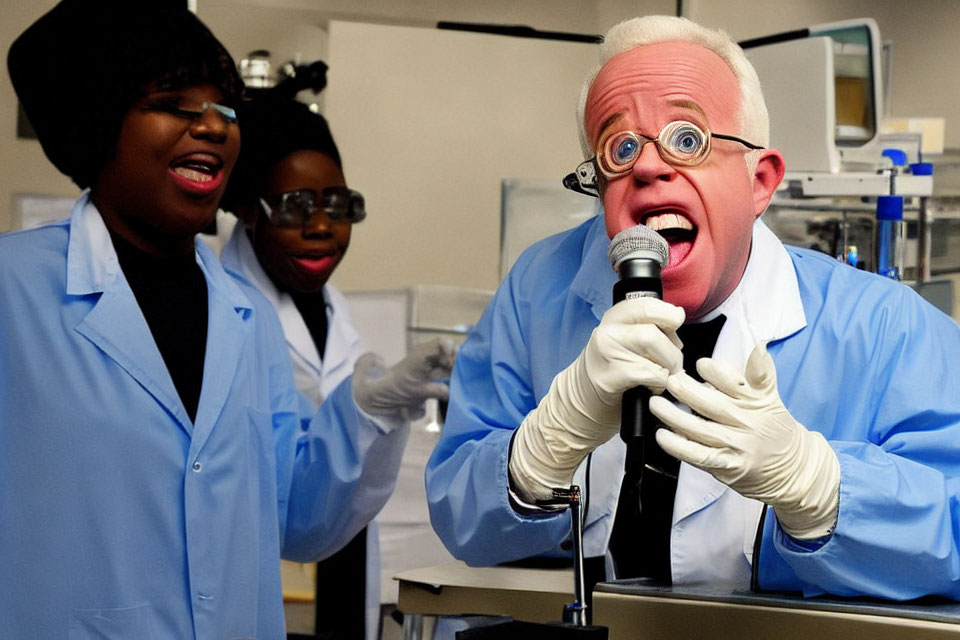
left=665, top=237, right=693, bottom=267
left=643, top=212, right=696, bottom=268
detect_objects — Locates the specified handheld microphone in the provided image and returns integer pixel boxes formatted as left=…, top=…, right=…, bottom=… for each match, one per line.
left=607, top=225, right=669, bottom=444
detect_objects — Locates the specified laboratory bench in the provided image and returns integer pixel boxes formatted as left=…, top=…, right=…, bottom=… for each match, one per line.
left=395, top=561, right=960, bottom=639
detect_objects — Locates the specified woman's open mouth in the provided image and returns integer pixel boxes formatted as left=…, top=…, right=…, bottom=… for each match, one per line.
left=169, top=154, right=223, bottom=195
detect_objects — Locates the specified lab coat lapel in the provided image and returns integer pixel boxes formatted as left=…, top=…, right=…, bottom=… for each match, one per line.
left=319, top=286, right=362, bottom=395
left=189, top=241, right=254, bottom=450
left=672, top=463, right=728, bottom=523
left=66, top=196, right=192, bottom=434
left=76, top=278, right=193, bottom=432
left=278, top=299, right=322, bottom=378
left=221, top=224, right=323, bottom=385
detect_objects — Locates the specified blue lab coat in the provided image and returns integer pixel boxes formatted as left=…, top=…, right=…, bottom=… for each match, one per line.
left=426, top=213, right=960, bottom=600
left=0, top=194, right=406, bottom=638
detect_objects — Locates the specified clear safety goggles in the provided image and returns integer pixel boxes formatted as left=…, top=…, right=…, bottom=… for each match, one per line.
left=145, top=100, right=238, bottom=126
left=259, top=187, right=366, bottom=228
left=562, top=120, right=762, bottom=198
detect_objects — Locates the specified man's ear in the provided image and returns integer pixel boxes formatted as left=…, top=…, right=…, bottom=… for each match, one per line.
left=751, top=149, right=785, bottom=218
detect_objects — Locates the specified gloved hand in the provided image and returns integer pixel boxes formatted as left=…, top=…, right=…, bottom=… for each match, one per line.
left=353, top=338, right=457, bottom=422
left=650, top=343, right=840, bottom=540
left=509, top=297, right=685, bottom=502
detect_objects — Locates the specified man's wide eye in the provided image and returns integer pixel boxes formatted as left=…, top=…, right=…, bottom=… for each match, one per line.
left=673, top=131, right=702, bottom=154
left=610, top=134, right=639, bottom=165
left=666, top=124, right=704, bottom=157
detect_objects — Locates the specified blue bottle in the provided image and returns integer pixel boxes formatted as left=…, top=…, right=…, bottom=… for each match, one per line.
left=875, top=195, right=903, bottom=280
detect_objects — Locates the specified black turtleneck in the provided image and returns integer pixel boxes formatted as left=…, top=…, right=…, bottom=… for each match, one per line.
left=110, top=231, right=208, bottom=423
left=289, top=290, right=328, bottom=362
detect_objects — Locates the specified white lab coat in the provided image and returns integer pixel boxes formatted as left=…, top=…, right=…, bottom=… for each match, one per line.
left=220, top=224, right=380, bottom=640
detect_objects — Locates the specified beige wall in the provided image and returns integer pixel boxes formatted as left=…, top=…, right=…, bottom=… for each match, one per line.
left=197, top=0, right=672, bottom=292
left=321, top=21, right=597, bottom=291
left=0, top=0, right=79, bottom=233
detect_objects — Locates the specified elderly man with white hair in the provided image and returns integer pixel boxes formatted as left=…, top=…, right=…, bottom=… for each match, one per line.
left=426, top=15, right=960, bottom=600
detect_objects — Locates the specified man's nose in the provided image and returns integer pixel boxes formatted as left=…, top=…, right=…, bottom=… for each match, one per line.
left=630, top=141, right=677, bottom=184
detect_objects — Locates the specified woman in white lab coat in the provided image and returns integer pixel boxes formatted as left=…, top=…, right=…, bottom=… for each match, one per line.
left=219, top=90, right=454, bottom=640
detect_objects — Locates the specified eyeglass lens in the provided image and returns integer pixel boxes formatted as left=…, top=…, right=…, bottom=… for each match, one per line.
left=599, top=121, right=710, bottom=176
left=200, top=102, right=238, bottom=125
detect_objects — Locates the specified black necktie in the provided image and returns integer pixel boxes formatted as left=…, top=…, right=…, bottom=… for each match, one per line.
left=608, top=314, right=727, bottom=583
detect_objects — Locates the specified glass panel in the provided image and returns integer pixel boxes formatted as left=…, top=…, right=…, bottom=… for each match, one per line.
left=811, top=25, right=876, bottom=146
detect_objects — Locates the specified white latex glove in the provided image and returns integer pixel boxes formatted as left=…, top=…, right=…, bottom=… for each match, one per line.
left=509, top=297, right=685, bottom=502
left=353, top=338, right=457, bottom=421
left=650, top=343, right=840, bottom=540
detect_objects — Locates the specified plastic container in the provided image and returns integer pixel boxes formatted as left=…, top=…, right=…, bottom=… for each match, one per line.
left=875, top=195, right=904, bottom=280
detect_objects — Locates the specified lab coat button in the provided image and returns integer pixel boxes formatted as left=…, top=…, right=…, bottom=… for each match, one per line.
left=192, top=461, right=202, bottom=472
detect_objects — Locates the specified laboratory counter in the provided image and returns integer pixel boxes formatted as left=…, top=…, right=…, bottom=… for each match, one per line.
left=396, top=562, right=960, bottom=639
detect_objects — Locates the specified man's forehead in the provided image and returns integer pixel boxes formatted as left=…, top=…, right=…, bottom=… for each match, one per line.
left=585, top=41, right=740, bottom=135
left=595, top=98, right=706, bottom=133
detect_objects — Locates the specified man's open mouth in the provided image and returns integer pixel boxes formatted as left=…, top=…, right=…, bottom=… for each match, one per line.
left=643, top=211, right=697, bottom=266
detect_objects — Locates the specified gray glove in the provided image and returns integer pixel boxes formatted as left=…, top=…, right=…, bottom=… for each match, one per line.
left=353, top=338, right=457, bottom=421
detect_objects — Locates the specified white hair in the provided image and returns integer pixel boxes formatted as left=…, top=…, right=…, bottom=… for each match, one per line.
left=576, top=16, right=768, bottom=172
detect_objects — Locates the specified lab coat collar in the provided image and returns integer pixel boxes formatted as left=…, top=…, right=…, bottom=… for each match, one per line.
left=569, top=213, right=617, bottom=321
left=65, top=190, right=254, bottom=316
left=709, top=217, right=807, bottom=359
left=65, top=191, right=121, bottom=295
left=566, top=214, right=807, bottom=344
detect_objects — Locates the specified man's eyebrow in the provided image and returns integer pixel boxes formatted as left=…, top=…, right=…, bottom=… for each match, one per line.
left=596, top=113, right=623, bottom=138
left=669, top=99, right=706, bottom=118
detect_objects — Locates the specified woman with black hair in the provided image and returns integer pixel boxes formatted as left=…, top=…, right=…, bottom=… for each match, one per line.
left=1, top=2, right=425, bottom=637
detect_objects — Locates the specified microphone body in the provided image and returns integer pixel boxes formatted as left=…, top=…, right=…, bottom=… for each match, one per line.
left=613, top=258, right=662, bottom=443
left=607, top=225, right=669, bottom=446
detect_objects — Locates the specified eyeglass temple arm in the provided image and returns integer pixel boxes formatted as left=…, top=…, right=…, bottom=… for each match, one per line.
left=712, top=133, right=764, bottom=150
left=562, top=172, right=600, bottom=198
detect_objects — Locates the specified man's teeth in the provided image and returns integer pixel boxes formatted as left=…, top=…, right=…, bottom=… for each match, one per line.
left=173, top=167, right=213, bottom=182
left=644, top=213, right=693, bottom=232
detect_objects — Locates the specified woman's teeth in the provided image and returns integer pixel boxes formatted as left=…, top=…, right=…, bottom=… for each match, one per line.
left=173, top=167, right=213, bottom=182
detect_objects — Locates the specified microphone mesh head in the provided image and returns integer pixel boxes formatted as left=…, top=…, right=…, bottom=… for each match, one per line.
left=608, top=224, right=669, bottom=271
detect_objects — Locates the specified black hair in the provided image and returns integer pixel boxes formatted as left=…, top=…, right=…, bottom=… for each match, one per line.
left=8, top=3, right=242, bottom=189
left=220, top=90, right=342, bottom=213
